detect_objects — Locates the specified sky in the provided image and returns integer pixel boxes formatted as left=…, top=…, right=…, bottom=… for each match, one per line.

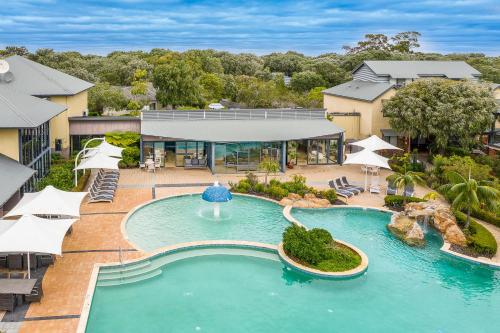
left=0, top=0, right=499, bottom=56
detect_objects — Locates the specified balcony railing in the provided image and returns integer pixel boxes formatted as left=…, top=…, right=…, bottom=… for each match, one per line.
left=142, top=109, right=326, bottom=121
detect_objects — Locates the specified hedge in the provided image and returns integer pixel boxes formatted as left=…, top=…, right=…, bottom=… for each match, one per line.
left=471, top=208, right=500, bottom=228
left=282, top=225, right=360, bottom=272
left=454, top=210, right=497, bottom=257
left=384, top=195, right=425, bottom=209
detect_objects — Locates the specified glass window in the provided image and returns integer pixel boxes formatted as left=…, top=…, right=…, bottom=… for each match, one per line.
left=328, top=139, right=338, bottom=163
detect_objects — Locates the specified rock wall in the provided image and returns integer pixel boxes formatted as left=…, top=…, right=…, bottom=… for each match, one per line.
left=279, top=193, right=331, bottom=208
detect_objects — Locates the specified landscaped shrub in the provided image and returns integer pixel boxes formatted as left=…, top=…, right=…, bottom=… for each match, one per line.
left=266, top=185, right=288, bottom=200
left=119, top=146, right=140, bottom=168
left=36, top=157, right=89, bottom=191
left=473, top=155, right=500, bottom=178
left=471, top=208, right=500, bottom=228
left=318, top=189, right=337, bottom=204
left=384, top=195, right=425, bottom=208
left=454, top=210, right=497, bottom=257
left=282, top=224, right=361, bottom=272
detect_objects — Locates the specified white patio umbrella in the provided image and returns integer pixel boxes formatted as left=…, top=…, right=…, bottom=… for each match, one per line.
left=84, top=141, right=124, bottom=158
left=343, top=149, right=391, bottom=190
left=350, top=135, right=402, bottom=152
left=0, top=215, right=76, bottom=278
left=75, top=152, right=121, bottom=171
left=4, top=185, right=87, bottom=218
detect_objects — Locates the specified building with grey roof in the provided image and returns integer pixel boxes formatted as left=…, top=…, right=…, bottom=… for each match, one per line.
left=140, top=109, right=344, bottom=173
left=322, top=80, right=393, bottom=102
left=0, top=153, right=35, bottom=217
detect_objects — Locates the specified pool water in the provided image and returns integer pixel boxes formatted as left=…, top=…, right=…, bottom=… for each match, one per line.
left=125, top=195, right=289, bottom=251
left=88, top=202, right=500, bottom=332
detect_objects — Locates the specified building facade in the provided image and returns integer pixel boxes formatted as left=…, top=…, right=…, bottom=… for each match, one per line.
left=323, top=60, right=483, bottom=144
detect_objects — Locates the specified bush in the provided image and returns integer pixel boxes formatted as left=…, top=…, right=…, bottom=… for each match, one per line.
left=119, top=146, right=140, bottom=168
left=318, top=189, right=337, bottom=204
left=36, top=158, right=89, bottom=191
left=230, top=179, right=251, bottom=193
left=266, top=185, right=288, bottom=200
left=454, top=210, right=497, bottom=257
left=471, top=208, right=500, bottom=228
left=473, top=155, right=500, bottom=178
left=282, top=225, right=361, bottom=272
left=384, top=195, right=425, bottom=208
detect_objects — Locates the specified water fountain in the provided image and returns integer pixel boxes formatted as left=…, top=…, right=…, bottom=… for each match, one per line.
left=202, top=181, right=233, bottom=219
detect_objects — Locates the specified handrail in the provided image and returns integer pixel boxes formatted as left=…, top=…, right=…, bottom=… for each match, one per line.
left=141, top=109, right=326, bottom=121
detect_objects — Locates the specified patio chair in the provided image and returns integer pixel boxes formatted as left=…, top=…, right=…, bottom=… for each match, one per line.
left=404, top=185, right=415, bottom=197
left=147, top=162, right=155, bottom=173
left=7, top=254, right=22, bottom=270
left=0, top=255, right=7, bottom=268
left=91, top=182, right=116, bottom=194
left=25, top=285, right=43, bottom=303
left=139, top=162, right=146, bottom=169
left=386, top=180, right=397, bottom=195
left=341, top=176, right=365, bottom=193
left=36, top=254, right=54, bottom=267
left=22, top=253, right=36, bottom=270
left=328, top=180, right=354, bottom=199
left=335, top=178, right=360, bottom=195
left=0, top=294, right=16, bottom=312
left=0, top=272, right=9, bottom=278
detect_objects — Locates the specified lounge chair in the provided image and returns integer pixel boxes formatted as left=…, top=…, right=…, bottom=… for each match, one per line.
left=386, top=180, right=397, bottom=195
left=404, top=185, right=415, bottom=197
left=7, top=254, right=22, bottom=270
left=335, top=178, right=360, bottom=195
left=90, top=184, right=115, bottom=196
left=36, top=254, right=54, bottom=267
left=329, top=180, right=354, bottom=198
left=341, top=176, right=365, bottom=193
left=25, top=283, right=43, bottom=303
left=370, top=178, right=381, bottom=194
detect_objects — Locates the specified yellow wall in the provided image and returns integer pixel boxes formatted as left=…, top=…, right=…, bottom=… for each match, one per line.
left=330, top=114, right=360, bottom=139
left=323, top=88, right=396, bottom=140
left=49, top=91, right=88, bottom=152
left=0, top=129, right=20, bottom=161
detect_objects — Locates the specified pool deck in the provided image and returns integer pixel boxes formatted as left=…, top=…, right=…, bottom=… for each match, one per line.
left=11, top=165, right=499, bottom=332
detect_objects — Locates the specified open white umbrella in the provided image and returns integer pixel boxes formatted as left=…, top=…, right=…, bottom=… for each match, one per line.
left=84, top=141, right=123, bottom=158
left=75, top=152, right=121, bottom=171
left=350, top=135, right=402, bottom=151
left=343, top=149, right=391, bottom=190
left=4, top=185, right=87, bottom=218
left=0, top=215, right=76, bottom=278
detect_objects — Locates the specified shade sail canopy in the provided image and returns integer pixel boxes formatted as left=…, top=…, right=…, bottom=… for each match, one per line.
left=350, top=135, right=402, bottom=151
left=343, top=149, right=391, bottom=169
left=75, top=152, right=121, bottom=170
left=142, top=119, right=343, bottom=142
left=202, top=182, right=233, bottom=202
left=84, top=141, right=124, bottom=158
left=4, top=185, right=87, bottom=218
left=0, top=215, right=76, bottom=255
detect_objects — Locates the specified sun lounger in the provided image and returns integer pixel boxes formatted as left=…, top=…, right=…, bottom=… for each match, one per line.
left=386, top=180, right=397, bottom=195
left=340, top=176, right=365, bottom=193
left=329, top=180, right=354, bottom=198
left=335, top=178, right=360, bottom=194
left=404, top=185, right=415, bottom=197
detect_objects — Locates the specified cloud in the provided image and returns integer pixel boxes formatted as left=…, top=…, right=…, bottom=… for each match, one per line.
left=0, top=0, right=498, bottom=55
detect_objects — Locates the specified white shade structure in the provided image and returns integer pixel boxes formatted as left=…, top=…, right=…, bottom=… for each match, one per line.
left=4, top=185, right=87, bottom=218
left=343, top=149, right=391, bottom=190
left=350, top=135, right=402, bottom=151
left=75, top=152, right=121, bottom=171
left=84, top=141, right=124, bottom=158
left=0, top=215, right=76, bottom=278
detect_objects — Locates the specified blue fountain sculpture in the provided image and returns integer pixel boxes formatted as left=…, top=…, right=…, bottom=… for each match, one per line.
left=202, top=181, right=233, bottom=218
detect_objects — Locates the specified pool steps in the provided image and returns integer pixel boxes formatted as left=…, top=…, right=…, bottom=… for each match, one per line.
left=97, top=269, right=162, bottom=287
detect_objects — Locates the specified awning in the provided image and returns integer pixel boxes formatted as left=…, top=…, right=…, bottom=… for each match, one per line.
left=84, top=141, right=124, bottom=158
left=0, top=154, right=35, bottom=206
left=141, top=119, right=343, bottom=142
left=4, top=185, right=87, bottom=218
left=75, top=152, right=121, bottom=170
left=350, top=135, right=402, bottom=151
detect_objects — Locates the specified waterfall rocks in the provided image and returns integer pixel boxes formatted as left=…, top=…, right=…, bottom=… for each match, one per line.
left=387, top=213, right=425, bottom=246
left=388, top=200, right=467, bottom=247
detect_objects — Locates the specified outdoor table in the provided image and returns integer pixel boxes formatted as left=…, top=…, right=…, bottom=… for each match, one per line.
left=0, top=278, right=37, bottom=311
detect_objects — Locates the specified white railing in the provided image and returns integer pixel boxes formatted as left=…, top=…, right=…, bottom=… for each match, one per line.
left=142, top=109, right=326, bottom=121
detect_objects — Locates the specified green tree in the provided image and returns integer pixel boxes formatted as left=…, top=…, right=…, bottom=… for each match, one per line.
left=200, top=73, right=224, bottom=102
left=131, top=69, right=148, bottom=96
left=88, top=83, right=127, bottom=114
left=152, top=60, right=204, bottom=108
left=343, top=34, right=391, bottom=54
left=307, top=86, right=327, bottom=108
left=440, top=171, right=499, bottom=229
left=390, top=31, right=421, bottom=53
left=290, top=71, right=326, bottom=92
left=263, top=51, right=305, bottom=76
left=259, top=158, right=280, bottom=185
left=387, top=170, right=425, bottom=204
left=382, top=80, right=496, bottom=152
left=303, top=59, right=350, bottom=87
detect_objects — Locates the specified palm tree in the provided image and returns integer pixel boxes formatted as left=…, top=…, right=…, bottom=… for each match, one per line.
left=387, top=169, right=426, bottom=204
left=259, top=158, right=280, bottom=185
left=439, top=171, right=499, bottom=229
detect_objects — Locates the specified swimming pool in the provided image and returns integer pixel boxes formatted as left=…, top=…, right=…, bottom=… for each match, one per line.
left=86, top=200, right=500, bottom=332
left=125, top=194, right=290, bottom=251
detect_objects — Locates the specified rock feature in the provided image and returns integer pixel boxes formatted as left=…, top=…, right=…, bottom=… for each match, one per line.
left=279, top=193, right=330, bottom=208
left=388, top=200, right=467, bottom=247
left=387, top=213, right=425, bottom=247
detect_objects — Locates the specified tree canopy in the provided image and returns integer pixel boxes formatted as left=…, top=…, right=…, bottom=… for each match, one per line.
left=382, top=80, right=496, bottom=151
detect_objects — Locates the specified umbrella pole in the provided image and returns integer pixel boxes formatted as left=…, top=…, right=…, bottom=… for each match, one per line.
left=27, top=251, right=30, bottom=279
left=364, top=166, right=368, bottom=191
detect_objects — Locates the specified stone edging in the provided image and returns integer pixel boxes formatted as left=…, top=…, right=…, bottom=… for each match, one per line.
left=76, top=240, right=278, bottom=333
left=277, top=242, right=368, bottom=279
left=440, top=242, right=500, bottom=270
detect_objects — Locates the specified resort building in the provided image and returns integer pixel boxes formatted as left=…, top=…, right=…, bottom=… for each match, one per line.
left=0, top=56, right=93, bottom=215
left=322, top=60, right=482, bottom=144
left=140, top=109, right=344, bottom=173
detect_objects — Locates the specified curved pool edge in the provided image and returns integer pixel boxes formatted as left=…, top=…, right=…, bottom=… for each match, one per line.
left=77, top=240, right=279, bottom=333
left=277, top=242, right=369, bottom=279
left=440, top=242, right=500, bottom=270
left=120, top=192, right=283, bottom=252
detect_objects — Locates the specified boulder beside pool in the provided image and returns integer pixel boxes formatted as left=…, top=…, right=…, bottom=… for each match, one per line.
left=387, top=213, right=425, bottom=247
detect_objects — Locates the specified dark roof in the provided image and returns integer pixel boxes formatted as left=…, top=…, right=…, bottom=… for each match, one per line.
left=0, top=85, right=67, bottom=128
left=322, top=80, right=394, bottom=102
left=356, top=61, right=481, bottom=79
left=0, top=154, right=35, bottom=206
left=0, top=55, right=94, bottom=97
